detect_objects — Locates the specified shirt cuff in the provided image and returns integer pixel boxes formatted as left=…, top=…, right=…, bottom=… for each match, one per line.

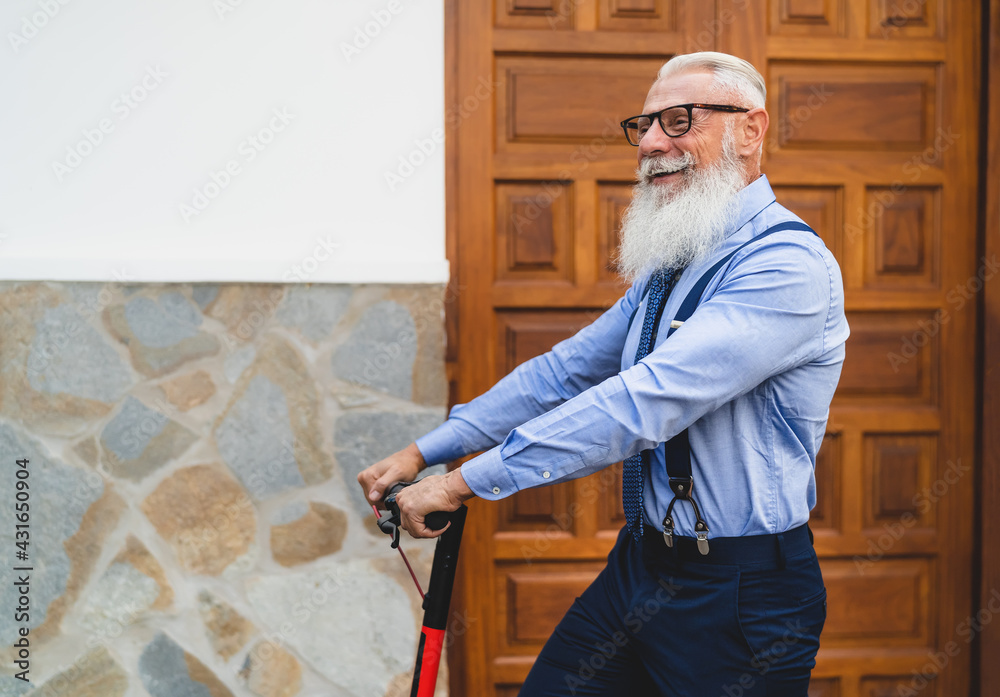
left=460, top=446, right=518, bottom=500
left=415, top=421, right=467, bottom=466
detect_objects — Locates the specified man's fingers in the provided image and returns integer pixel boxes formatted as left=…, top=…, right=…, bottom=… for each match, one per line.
left=371, top=472, right=400, bottom=502
left=429, top=520, right=451, bottom=537
left=358, top=476, right=376, bottom=505
left=421, top=524, right=449, bottom=539
left=357, top=468, right=382, bottom=504
left=404, top=518, right=450, bottom=539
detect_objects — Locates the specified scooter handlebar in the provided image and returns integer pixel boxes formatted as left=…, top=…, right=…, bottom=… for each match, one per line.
left=380, top=482, right=455, bottom=544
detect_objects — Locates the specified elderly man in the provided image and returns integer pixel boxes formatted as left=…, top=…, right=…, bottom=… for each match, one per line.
left=358, top=51, right=848, bottom=695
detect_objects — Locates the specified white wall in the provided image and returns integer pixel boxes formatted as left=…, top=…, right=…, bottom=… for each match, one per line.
left=0, top=0, right=447, bottom=283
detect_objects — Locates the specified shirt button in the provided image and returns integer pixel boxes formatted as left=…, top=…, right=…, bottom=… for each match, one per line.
left=542, top=471, right=550, bottom=479
left=492, top=486, right=500, bottom=495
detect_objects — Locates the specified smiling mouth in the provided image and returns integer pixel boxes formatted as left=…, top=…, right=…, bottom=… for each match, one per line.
left=640, top=152, right=696, bottom=184
left=649, top=166, right=688, bottom=182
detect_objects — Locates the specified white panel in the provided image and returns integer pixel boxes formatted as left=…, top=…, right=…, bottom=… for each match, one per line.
left=0, top=0, right=446, bottom=283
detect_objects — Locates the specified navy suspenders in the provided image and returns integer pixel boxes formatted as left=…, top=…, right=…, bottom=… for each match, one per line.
left=627, top=220, right=817, bottom=553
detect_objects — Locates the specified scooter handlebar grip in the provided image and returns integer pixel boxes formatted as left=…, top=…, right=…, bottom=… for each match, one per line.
left=424, top=510, right=450, bottom=531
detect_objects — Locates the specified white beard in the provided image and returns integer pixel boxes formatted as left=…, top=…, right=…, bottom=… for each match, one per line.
left=616, top=132, right=746, bottom=283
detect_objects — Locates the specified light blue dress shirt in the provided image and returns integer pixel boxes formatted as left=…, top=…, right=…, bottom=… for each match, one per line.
left=416, top=174, right=849, bottom=538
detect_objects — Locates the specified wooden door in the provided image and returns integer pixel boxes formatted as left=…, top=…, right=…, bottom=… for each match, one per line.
left=445, top=1, right=981, bottom=695
left=722, top=2, right=981, bottom=695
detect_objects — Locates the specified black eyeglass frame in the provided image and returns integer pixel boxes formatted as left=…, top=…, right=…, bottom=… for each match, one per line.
left=619, top=103, right=751, bottom=146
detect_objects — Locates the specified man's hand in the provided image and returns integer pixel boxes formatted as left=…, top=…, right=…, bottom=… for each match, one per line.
left=395, top=469, right=475, bottom=539
left=357, top=442, right=426, bottom=507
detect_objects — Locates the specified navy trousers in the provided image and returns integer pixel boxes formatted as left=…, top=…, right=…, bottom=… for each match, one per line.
left=518, top=525, right=826, bottom=697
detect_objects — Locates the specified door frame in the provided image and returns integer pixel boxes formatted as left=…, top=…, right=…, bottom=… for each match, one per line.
left=978, top=0, right=1000, bottom=694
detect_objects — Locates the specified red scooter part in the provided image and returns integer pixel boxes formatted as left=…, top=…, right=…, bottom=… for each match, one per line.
left=377, top=482, right=468, bottom=697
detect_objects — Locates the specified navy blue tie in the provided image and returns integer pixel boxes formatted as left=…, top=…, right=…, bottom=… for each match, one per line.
left=622, top=268, right=681, bottom=543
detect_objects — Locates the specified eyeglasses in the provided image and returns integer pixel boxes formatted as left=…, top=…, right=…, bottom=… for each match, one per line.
left=619, top=103, right=750, bottom=146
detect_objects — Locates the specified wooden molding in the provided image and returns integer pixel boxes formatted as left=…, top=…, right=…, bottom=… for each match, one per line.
left=979, top=1, right=1000, bottom=694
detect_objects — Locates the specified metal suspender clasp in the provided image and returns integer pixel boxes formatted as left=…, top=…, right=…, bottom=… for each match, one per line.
left=662, top=477, right=711, bottom=555
left=662, top=514, right=674, bottom=548
left=688, top=493, right=711, bottom=555
left=695, top=521, right=710, bottom=556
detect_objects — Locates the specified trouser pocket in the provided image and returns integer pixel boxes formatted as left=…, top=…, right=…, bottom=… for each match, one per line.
left=736, top=550, right=826, bottom=691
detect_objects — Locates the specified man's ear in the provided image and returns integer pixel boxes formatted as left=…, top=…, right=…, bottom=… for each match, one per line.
left=737, top=107, right=768, bottom=158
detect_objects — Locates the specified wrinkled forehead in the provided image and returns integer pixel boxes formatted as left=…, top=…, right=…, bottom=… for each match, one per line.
left=641, top=70, right=717, bottom=113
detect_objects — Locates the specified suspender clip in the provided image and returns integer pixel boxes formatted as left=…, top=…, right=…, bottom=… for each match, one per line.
left=662, top=514, right=675, bottom=548
left=663, top=483, right=711, bottom=556
left=695, top=521, right=710, bottom=556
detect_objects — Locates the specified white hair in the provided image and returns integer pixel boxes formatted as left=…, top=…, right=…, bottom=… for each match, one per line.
left=657, top=52, right=766, bottom=109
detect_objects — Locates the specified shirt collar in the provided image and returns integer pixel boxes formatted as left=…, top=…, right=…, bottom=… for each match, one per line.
left=726, top=173, right=776, bottom=239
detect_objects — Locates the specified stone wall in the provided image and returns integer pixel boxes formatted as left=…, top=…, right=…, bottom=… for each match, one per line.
left=0, top=281, right=453, bottom=697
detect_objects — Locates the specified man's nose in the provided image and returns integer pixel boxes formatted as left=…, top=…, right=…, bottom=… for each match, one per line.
left=637, top=118, right=677, bottom=160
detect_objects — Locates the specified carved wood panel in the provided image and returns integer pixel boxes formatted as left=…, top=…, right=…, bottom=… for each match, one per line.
left=496, top=562, right=604, bottom=655
left=868, top=0, right=943, bottom=39
left=767, top=63, right=938, bottom=153
left=495, top=181, right=574, bottom=284
left=821, top=558, right=933, bottom=645
left=863, top=432, right=938, bottom=529
left=864, top=185, right=940, bottom=290
left=598, top=0, right=675, bottom=32
left=495, top=0, right=573, bottom=30
left=770, top=0, right=846, bottom=37
left=836, top=310, right=939, bottom=406
left=597, top=182, right=632, bottom=283
left=496, top=56, right=668, bottom=156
